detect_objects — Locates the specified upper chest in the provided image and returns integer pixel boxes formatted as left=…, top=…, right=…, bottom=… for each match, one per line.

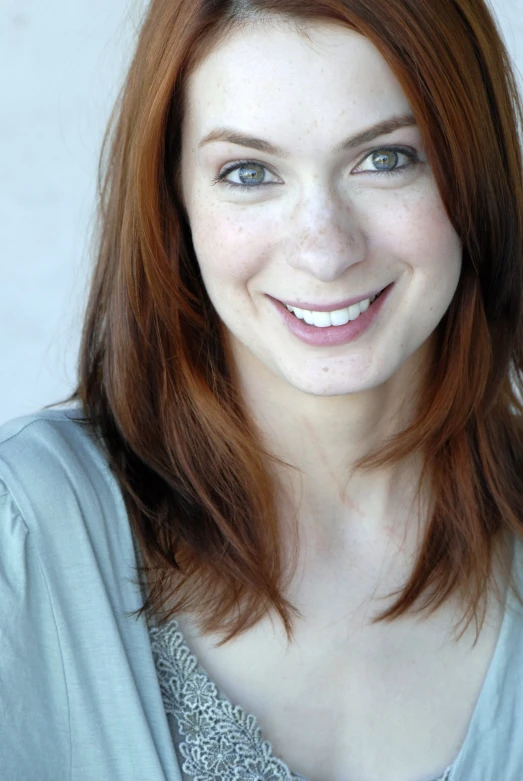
left=174, top=575, right=505, bottom=781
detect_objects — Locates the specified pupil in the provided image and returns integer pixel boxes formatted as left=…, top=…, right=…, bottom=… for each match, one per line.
left=373, top=150, right=398, bottom=170
left=239, top=163, right=264, bottom=184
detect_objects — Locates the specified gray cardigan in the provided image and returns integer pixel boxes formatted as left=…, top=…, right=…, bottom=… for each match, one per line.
left=0, top=408, right=522, bottom=780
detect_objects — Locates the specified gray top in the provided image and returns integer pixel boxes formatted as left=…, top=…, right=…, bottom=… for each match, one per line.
left=0, top=407, right=522, bottom=781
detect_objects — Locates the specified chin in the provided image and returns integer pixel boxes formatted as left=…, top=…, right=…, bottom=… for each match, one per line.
left=280, top=368, right=383, bottom=398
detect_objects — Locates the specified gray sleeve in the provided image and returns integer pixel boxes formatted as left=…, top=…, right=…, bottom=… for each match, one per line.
left=0, top=482, right=71, bottom=781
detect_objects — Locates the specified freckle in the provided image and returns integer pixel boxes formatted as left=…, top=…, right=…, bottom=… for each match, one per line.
left=323, top=367, right=329, bottom=373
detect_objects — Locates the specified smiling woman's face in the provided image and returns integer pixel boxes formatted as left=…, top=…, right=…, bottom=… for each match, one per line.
left=180, top=20, right=462, bottom=397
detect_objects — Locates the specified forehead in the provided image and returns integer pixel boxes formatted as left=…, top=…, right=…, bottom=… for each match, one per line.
left=183, top=21, right=412, bottom=149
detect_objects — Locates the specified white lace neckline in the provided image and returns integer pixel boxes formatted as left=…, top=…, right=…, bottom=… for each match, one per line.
left=149, top=617, right=305, bottom=780
left=149, top=617, right=451, bottom=781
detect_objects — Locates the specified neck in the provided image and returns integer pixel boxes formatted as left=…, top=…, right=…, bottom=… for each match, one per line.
left=231, top=340, right=433, bottom=552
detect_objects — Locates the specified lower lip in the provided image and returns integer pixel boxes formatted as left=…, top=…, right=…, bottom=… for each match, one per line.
left=269, top=284, right=394, bottom=347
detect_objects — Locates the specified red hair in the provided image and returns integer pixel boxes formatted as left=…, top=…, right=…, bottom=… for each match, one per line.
left=71, top=0, right=523, bottom=645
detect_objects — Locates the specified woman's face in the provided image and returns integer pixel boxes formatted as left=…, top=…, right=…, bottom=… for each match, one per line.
left=180, top=20, right=462, bottom=397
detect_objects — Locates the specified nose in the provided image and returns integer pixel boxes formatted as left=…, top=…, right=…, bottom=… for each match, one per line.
left=284, top=190, right=367, bottom=282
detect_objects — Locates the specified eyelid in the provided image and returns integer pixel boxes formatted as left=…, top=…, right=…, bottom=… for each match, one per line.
left=214, top=145, right=421, bottom=190
left=353, top=145, right=419, bottom=172
left=215, top=159, right=281, bottom=184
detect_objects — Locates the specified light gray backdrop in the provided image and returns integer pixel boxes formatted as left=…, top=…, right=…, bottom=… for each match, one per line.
left=1, top=0, right=522, bottom=425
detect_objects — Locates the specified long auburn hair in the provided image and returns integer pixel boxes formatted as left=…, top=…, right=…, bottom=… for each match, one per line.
left=70, top=0, right=523, bottom=645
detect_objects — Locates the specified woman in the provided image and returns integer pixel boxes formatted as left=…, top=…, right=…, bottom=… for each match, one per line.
left=1, top=0, right=522, bottom=779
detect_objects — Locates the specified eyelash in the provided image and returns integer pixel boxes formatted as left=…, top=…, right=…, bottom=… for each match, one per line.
left=212, top=146, right=421, bottom=192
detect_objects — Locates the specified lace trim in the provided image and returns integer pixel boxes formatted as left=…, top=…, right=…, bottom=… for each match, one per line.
left=150, top=618, right=301, bottom=780
left=150, top=618, right=452, bottom=781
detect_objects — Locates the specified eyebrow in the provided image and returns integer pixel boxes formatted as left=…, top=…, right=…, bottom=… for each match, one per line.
left=198, top=113, right=417, bottom=157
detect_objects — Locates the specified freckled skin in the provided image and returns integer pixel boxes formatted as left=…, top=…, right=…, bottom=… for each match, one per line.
left=180, top=20, right=462, bottom=402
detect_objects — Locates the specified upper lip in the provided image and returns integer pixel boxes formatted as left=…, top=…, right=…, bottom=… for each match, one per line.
left=275, top=284, right=389, bottom=312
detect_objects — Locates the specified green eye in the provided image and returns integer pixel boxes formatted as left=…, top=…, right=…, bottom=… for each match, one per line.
left=213, top=160, right=279, bottom=191
left=236, top=163, right=266, bottom=185
left=371, top=150, right=399, bottom=171
left=354, top=146, right=421, bottom=178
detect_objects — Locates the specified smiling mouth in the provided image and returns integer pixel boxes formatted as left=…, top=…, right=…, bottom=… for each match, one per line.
left=284, top=290, right=384, bottom=328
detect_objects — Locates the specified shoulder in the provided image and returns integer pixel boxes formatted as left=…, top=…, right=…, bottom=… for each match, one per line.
left=0, top=408, right=98, bottom=777
left=0, top=406, right=120, bottom=532
left=0, top=405, right=108, bottom=483
left=0, top=409, right=167, bottom=778
left=0, top=406, right=132, bottom=577
left=0, top=405, right=141, bottom=623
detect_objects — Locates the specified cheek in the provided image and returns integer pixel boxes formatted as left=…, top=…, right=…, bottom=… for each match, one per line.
left=369, top=183, right=462, bottom=275
left=413, top=189, right=461, bottom=259
left=413, top=202, right=463, bottom=296
left=398, top=193, right=463, bottom=336
left=189, top=203, right=275, bottom=288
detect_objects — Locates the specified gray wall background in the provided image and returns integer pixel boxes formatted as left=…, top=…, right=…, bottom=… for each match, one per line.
left=1, top=0, right=522, bottom=425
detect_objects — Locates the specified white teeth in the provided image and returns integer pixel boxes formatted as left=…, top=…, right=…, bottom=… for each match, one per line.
left=285, top=296, right=375, bottom=327
left=330, top=307, right=350, bottom=326
left=311, top=311, right=332, bottom=328
left=348, top=303, right=361, bottom=321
